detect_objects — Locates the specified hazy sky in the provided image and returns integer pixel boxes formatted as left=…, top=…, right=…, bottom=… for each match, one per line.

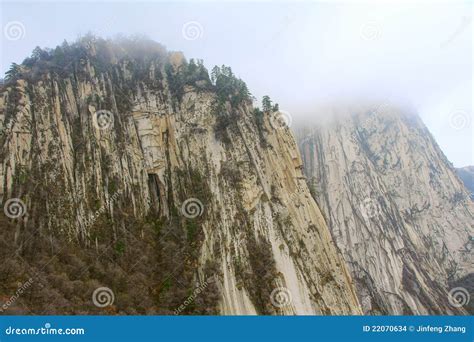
left=1, top=0, right=472, bottom=166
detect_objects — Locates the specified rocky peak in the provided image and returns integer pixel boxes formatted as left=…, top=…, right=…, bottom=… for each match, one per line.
left=0, top=37, right=361, bottom=315
left=456, top=166, right=474, bottom=200
left=297, top=104, right=473, bottom=314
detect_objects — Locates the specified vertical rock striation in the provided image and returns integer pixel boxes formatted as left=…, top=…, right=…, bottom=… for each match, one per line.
left=456, top=166, right=474, bottom=200
left=297, top=104, right=473, bottom=315
left=0, top=37, right=361, bottom=315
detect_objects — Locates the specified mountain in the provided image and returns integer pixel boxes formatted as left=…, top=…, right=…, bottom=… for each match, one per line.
left=0, top=37, right=361, bottom=315
left=297, top=104, right=473, bottom=315
left=456, top=166, right=474, bottom=200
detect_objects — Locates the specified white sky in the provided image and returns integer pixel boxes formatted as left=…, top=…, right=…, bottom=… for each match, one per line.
left=1, top=0, right=472, bottom=166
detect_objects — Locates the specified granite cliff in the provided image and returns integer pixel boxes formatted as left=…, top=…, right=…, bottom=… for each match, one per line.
left=0, top=37, right=361, bottom=315
left=297, top=104, right=473, bottom=315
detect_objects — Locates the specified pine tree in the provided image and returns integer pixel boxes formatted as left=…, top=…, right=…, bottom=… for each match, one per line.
left=5, top=63, right=21, bottom=82
left=32, top=46, right=46, bottom=60
left=211, top=66, right=220, bottom=85
left=262, top=96, right=272, bottom=113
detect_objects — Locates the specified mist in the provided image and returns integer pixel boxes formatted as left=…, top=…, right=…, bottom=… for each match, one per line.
left=1, top=0, right=472, bottom=166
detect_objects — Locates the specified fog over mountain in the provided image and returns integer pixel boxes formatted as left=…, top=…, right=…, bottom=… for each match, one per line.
left=0, top=0, right=472, bottom=316
left=1, top=1, right=472, bottom=166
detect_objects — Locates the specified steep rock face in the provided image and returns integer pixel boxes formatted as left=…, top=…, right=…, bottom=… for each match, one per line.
left=456, top=166, right=474, bottom=200
left=297, top=105, right=473, bottom=315
left=0, top=38, right=361, bottom=315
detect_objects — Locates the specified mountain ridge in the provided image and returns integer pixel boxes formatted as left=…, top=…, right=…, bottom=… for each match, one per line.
left=296, top=105, right=473, bottom=314
left=456, top=166, right=474, bottom=200
left=0, top=36, right=361, bottom=315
